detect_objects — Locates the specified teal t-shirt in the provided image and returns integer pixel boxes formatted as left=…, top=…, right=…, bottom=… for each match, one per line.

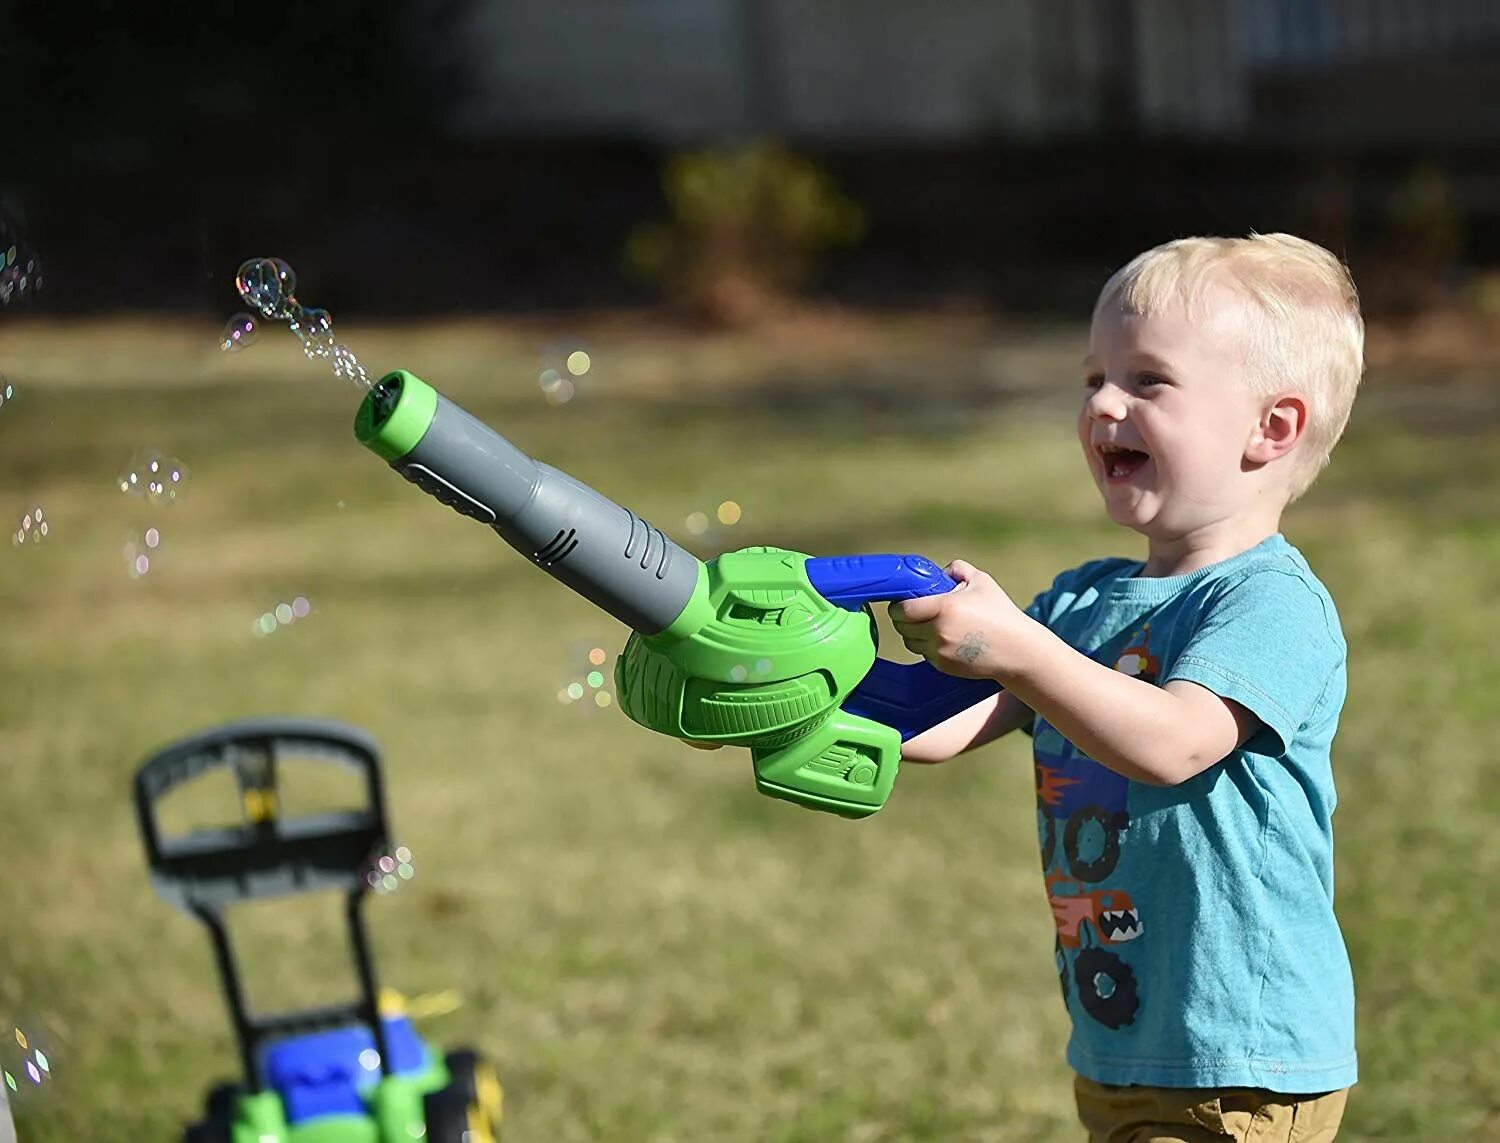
left=1023, top=533, right=1357, bottom=1092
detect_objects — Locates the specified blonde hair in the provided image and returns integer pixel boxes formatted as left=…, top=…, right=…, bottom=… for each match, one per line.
left=1094, top=233, right=1365, bottom=501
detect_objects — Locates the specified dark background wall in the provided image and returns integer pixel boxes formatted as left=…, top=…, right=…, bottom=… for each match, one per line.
left=4, top=0, right=1499, bottom=318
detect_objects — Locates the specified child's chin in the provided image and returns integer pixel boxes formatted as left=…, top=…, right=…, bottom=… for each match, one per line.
left=1103, top=497, right=1153, bottom=529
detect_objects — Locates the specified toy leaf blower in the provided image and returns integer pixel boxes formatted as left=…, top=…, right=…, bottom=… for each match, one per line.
left=355, top=370, right=999, bottom=818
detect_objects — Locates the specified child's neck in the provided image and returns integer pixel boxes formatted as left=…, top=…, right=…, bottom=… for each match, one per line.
left=1139, top=516, right=1283, bottom=578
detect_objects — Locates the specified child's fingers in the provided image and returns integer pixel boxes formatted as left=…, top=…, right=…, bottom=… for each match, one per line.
left=946, top=559, right=990, bottom=586
left=890, top=594, right=943, bottom=624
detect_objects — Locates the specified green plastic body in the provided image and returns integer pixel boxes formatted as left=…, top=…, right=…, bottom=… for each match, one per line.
left=227, top=1059, right=446, bottom=1143
left=355, top=378, right=902, bottom=818
left=614, top=546, right=901, bottom=818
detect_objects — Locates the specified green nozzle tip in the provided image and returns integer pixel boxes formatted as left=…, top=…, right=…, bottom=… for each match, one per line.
left=355, top=369, right=438, bottom=462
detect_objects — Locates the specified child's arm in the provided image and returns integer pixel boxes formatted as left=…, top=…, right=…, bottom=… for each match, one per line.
left=997, top=624, right=1259, bottom=785
left=892, top=561, right=1259, bottom=785
left=901, top=690, right=1036, bottom=763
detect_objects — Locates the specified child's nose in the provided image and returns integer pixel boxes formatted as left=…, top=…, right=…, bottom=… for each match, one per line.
left=1085, top=384, right=1127, bottom=421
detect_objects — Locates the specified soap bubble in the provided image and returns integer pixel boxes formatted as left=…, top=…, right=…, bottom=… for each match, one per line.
left=252, top=595, right=312, bottom=637
left=233, top=256, right=373, bottom=390
left=118, top=449, right=188, bottom=507
left=123, top=526, right=162, bottom=579
left=0, top=258, right=41, bottom=304
left=291, top=306, right=331, bottom=338
left=539, top=369, right=576, bottom=406
left=12, top=506, right=47, bottom=547
left=235, top=257, right=298, bottom=320
left=0, top=212, right=43, bottom=307
left=290, top=307, right=334, bottom=359
left=220, top=313, right=259, bottom=353
left=558, top=641, right=616, bottom=710
left=0, top=377, right=14, bottom=413
left=683, top=498, right=745, bottom=543
left=363, top=844, right=415, bottom=894
left=539, top=340, right=591, bottom=405
left=0, top=1018, right=58, bottom=1112
left=329, top=346, right=370, bottom=388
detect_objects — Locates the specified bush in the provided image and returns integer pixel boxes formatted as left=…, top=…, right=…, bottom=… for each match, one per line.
left=625, top=139, right=865, bottom=327
left=1362, top=163, right=1465, bottom=318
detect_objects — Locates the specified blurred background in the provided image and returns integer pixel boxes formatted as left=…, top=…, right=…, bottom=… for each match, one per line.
left=1, top=1, right=1497, bottom=1140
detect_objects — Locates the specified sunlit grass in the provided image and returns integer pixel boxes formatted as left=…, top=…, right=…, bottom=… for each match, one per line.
left=0, top=316, right=1495, bottom=1141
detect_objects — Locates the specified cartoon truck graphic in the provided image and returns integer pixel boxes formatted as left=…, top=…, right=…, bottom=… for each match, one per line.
left=1046, top=873, right=1143, bottom=949
left=1035, top=750, right=1132, bottom=882
left=1048, top=871, right=1143, bottom=1030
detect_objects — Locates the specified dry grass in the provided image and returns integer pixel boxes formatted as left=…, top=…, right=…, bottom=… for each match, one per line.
left=0, top=315, right=1495, bottom=1141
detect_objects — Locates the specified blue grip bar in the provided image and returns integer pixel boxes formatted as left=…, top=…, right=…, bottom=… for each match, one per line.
left=804, top=554, right=957, bottom=610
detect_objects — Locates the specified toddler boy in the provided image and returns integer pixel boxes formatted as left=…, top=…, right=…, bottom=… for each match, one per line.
left=895, top=234, right=1362, bottom=1142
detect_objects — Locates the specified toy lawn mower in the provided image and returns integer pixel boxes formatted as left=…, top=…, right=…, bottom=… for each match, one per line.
left=134, top=717, right=503, bottom=1143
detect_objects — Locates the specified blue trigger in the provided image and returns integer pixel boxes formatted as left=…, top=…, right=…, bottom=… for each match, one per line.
left=843, top=659, right=1001, bottom=742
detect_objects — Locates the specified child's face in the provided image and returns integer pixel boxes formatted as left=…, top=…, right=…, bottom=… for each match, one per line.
left=1080, top=292, right=1274, bottom=539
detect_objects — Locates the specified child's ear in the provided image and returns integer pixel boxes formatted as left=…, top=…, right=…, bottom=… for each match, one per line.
left=1246, top=394, right=1307, bottom=463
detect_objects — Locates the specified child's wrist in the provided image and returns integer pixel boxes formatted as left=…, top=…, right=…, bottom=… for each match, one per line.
left=991, top=614, right=1052, bottom=687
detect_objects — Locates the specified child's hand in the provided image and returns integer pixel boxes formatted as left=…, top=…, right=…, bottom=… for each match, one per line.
left=888, top=559, right=1025, bottom=680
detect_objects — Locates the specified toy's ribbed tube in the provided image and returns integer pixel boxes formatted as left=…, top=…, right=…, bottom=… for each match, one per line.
left=356, top=369, right=706, bottom=636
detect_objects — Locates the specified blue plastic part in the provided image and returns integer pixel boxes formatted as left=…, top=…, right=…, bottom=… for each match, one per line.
left=805, top=554, right=1001, bottom=741
left=261, top=1014, right=428, bottom=1125
left=804, top=553, right=957, bottom=610
left=843, top=657, right=1000, bottom=741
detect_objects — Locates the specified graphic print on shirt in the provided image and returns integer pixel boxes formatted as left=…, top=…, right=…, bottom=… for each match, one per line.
left=1036, top=621, right=1158, bottom=1030
left=1113, top=621, right=1160, bottom=681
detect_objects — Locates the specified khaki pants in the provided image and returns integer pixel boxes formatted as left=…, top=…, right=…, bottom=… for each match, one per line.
left=1075, top=1075, right=1349, bottom=1143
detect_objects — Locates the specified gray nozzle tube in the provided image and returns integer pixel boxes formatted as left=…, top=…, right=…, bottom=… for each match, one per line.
left=382, top=384, right=702, bottom=635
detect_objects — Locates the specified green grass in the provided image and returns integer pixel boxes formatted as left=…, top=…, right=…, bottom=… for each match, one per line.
left=0, top=314, right=1496, bottom=1141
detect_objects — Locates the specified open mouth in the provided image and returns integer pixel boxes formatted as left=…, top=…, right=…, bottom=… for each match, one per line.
left=1100, top=907, right=1143, bottom=942
left=1096, top=444, right=1150, bottom=482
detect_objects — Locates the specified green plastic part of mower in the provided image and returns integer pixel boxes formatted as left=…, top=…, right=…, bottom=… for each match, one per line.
left=225, top=1065, right=443, bottom=1143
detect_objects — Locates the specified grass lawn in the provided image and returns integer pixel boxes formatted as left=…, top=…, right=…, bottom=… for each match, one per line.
left=0, top=312, right=1496, bottom=1141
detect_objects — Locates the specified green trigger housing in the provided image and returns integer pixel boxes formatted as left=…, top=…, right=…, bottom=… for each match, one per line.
left=613, top=546, right=903, bottom=818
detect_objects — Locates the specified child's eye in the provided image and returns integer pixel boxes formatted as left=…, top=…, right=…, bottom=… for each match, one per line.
left=1084, top=373, right=1104, bottom=389
left=1136, top=373, right=1168, bottom=388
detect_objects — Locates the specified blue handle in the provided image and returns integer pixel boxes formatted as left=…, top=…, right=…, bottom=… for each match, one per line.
left=808, top=553, right=1002, bottom=741
left=842, top=659, right=1001, bottom=742
left=804, top=553, right=958, bottom=610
